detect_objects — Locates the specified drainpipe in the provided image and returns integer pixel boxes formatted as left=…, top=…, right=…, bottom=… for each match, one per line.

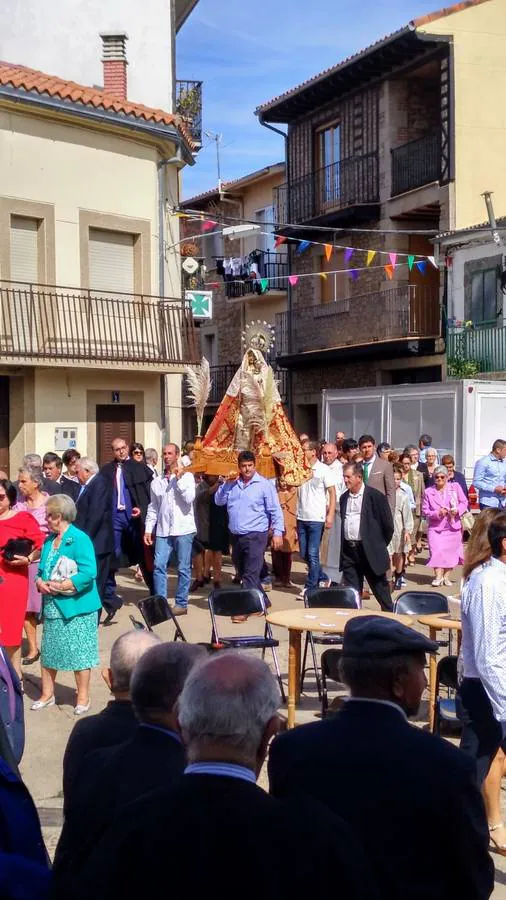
left=257, top=115, right=293, bottom=419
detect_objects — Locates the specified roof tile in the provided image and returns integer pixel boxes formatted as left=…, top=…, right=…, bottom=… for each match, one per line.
left=0, top=61, right=194, bottom=148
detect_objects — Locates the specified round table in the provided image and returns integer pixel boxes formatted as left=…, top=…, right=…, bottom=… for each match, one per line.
left=418, top=613, right=462, bottom=731
left=267, top=608, right=414, bottom=728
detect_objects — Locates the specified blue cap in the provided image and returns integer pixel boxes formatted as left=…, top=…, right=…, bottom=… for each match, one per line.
left=342, top=615, right=438, bottom=657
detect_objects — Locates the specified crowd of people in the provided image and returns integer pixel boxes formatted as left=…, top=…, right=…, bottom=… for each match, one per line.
left=3, top=432, right=506, bottom=898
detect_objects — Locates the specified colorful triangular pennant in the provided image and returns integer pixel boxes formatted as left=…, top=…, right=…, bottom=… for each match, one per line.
left=366, top=250, right=376, bottom=266
left=344, top=247, right=354, bottom=264
left=319, top=272, right=328, bottom=280
left=427, top=255, right=438, bottom=269
left=274, top=235, right=287, bottom=248
left=349, top=269, right=359, bottom=281
left=407, top=255, right=415, bottom=271
left=384, top=264, right=394, bottom=280
left=260, top=278, right=269, bottom=293
left=295, top=240, right=310, bottom=255
left=324, top=244, right=333, bottom=262
left=200, top=219, right=217, bottom=232
left=288, top=275, right=299, bottom=286
left=415, top=261, right=427, bottom=274
left=389, top=252, right=397, bottom=268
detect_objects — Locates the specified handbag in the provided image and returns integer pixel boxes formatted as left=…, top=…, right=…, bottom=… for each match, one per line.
left=49, top=555, right=78, bottom=594
left=1, top=537, right=34, bottom=561
left=461, top=509, right=474, bottom=531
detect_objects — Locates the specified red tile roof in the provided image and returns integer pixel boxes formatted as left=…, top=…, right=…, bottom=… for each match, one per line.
left=256, top=0, right=492, bottom=115
left=0, top=62, right=194, bottom=148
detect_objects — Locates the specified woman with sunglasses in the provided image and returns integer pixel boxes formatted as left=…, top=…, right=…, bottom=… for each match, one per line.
left=0, top=479, right=43, bottom=677
left=422, top=465, right=468, bottom=586
left=129, top=442, right=146, bottom=463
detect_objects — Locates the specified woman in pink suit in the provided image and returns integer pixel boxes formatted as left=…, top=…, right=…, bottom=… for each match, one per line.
left=422, top=464, right=468, bottom=587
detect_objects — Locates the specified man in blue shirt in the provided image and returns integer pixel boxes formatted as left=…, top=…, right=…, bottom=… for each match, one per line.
left=215, top=451, right=284, bottom=608
left=473, top=439, right=506, bottom=509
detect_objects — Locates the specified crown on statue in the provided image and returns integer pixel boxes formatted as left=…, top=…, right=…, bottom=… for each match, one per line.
left=242, top=320, right=275, bottom=355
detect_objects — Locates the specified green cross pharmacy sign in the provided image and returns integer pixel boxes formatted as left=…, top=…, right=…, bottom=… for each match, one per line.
left=186, top=290, right=213, bottom=319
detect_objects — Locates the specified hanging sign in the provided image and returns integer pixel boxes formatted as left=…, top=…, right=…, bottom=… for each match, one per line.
left=186, top=290, right=213, bottom=318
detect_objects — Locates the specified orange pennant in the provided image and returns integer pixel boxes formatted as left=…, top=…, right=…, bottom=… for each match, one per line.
left=384, top=264, right=394, bottom=280
left=324, top=244, right=332, bottom=262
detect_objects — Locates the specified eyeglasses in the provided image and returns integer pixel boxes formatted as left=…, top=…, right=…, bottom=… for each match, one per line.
left=132, top=450, right=143, bottom=456
left=434, top=475, right=446, bottom=480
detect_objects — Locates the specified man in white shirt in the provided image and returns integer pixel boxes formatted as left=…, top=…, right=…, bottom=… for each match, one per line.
left=144, top=444, right=196, bottom=616
left=296, top=441, right=336, bottom=598
left=460, top=511, right=506, bottom=786
left=321, top=442, right=345, bottom=585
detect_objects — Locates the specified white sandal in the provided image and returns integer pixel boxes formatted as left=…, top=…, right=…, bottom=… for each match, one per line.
left=31, top=697, right=55, bottom=710
left=489, top=822, right=506, bottom=856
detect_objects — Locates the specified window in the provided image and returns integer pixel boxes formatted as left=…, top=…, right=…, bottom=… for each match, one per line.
left=10, top=216, right=39, bottom=282
left=255, top=207, right=275, bottom=252
left=316, top=123, right=341, bottom=206
left=471, top=269, right=498, bottom=325
left=89, top=228, right=135, bottom=293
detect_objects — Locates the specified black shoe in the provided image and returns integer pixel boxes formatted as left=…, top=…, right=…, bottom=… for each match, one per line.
left=102, top=610, right=116, bottom=626
left=22, top=651, right=40, bottom=665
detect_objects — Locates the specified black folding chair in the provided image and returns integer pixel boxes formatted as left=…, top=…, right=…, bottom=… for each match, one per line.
left=300, top=586, right=360, bottom=699
left=393, top=590, right=450, bottom=648
left=433, top=655, right=460, bottom=735
left=137, top=594, right=187, bottom=642
left=208, top=588, right=286, bottom=702
left=321, top=648, right=344, bottom=718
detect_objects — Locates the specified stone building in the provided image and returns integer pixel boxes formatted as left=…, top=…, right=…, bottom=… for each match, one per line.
left=256, top=0, right=506, bottom=436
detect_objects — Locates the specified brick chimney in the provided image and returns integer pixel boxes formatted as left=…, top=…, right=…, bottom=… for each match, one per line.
left=100, top=32, right=128, bottom=99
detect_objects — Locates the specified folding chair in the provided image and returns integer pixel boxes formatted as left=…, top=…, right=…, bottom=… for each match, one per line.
left=208, top=588, right=286, bottom=702
left=137, top=594, right=187, bottom=641
left=300, top=586, right=360, bottom=699
left=393, top=591, right=451, bottom=648
left=320, top=648, right=344, bottom=718
left=433, top=655, right=460, bottom=735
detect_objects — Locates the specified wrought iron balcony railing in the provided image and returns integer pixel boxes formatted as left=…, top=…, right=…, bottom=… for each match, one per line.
left=275, top=285, right=441, bottom=356
left=176, top=80, right=203, bottom=148
left=273, top=152, right=379, bottom=225
left=391, top=131, right=441, bottom=197
left=0, top=281, right=198, bottom=367
left=224, top=251, right=288, bottom=299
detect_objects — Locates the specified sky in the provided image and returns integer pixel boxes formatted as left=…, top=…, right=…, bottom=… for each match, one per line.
left=177, top=0, right=443, bottom=199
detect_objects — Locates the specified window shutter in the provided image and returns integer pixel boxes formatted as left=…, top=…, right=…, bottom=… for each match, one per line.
left=10, top=216, right=38, bottom=283
left=89, top=229, right=134, bottom=294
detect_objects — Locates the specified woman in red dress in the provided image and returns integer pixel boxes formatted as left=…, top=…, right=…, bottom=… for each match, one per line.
left=0, top=479, right=43, bottom=677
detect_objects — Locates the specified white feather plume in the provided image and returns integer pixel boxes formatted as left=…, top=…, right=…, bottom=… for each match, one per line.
left=241, top=372, right=266, bottom=434
left=184, top=357, right=212, bottom=435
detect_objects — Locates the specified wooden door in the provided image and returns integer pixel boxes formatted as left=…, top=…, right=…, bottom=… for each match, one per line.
left=96, top=404, right=135, bottom=466
left=408, top=235, right=440, bottom=336
left=0, top=377, right=9, bottom=474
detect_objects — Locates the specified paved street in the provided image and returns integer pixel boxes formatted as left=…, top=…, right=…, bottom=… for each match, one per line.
left=19, top=552, right=506, bottom=894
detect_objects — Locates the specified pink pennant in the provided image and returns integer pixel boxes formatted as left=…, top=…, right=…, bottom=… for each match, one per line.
left=288, top=275, right=299, bottom=286
left=389, top=252, right=397, bottom=268
left=201, top=219, right=217, bottom=232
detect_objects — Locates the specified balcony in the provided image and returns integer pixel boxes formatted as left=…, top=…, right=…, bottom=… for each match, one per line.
left=275, top=285, right=441, bottom=358
left=391, top=131, right=441, bottom=197
left=273, top=152, right=379, bottom=226
left=0, top=281, right=198, bottom=370
left=224, top=251, right=288, bottom=300
left=175, top=80, right=203, bottom=148
left=447, top=323, right=506, bottom=376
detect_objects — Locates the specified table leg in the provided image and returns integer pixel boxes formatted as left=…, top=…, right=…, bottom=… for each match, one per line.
left=428, top=627, right=437, bottom=731
left=287, top=629, right=301, bottom=729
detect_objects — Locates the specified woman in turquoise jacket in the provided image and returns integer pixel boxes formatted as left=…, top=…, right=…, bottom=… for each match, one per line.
left=31, top=494, right=101, bottom=716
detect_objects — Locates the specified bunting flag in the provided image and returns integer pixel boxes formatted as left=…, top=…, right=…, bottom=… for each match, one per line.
left=288, top=275, right=299, bottom=286
left=200, top=219, right=217, bottom=232
left=384, top=264, right=394, bottom=280
left=260, top=278, right=269, bottom=292
left=428, top=255, right=438, bottom=269
left=319, top=272, right=328, bottom=280
left=408, top=255, right=415, bottom=271
left=324, top=243, right=333, bottom=262
left=415, top=261, right=427, bottom=274
left=344, top=247, right=354, bottom=264
left=366, top=250, right=376, bottom=266
left=389, top=252, right=397, bottom=269
left=349, top=269, right=359, bottom=281
left=295, top=240, right=311, bottom=255
left=274, top=235, right=287, bottom=248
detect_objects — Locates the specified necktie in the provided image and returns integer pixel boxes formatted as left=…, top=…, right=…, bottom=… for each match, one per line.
left=77, top=484, right=86, bottom=500
left=116, top=464, right=126, bottom=510
left=363, top=462, right=369, bottom=484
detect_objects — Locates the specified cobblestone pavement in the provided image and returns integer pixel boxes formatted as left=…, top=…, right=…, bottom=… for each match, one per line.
left=19, top=552, right=506, bottom=894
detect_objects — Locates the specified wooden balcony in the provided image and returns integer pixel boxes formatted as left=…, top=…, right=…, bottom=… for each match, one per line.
left=273, top=152, right=379, bottom=226
left=391, top=131, right=441, bottom=197
left=275, top=285, right=441, bottom=358
left=0, top=281, right=198, bottom=370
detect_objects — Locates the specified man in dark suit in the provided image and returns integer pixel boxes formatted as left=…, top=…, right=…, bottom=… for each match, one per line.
left=0, top=646, right=24, bottom=764
left=100, top=437, right=154, bottom=623
left=69, top=653, right=374, bottom=900
left=54, top=642, right=205, bottom=884
left=358, top=434, right=395, bottom=514
left=62, top=630, right=160, bottom=810
left=75, top=458, right=113, bottom=607
left=269, top=616, right=494, bottom=900
left=340, top=462, right=394, bottom=611
left=42, top=452, right=80, bottom=501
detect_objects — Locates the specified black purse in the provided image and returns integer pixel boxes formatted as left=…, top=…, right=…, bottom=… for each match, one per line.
left=1, top=537, right=34, bottom=561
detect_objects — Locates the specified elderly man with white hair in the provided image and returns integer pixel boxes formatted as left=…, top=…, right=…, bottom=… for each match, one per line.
left=75, top=457, right=113, bottom=609
left=73, top=654, right=374, bottom=900
left=62, top=629, right=160, bottom=808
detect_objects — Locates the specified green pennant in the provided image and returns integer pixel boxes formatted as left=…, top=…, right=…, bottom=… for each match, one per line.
left=260, top=278, right=269, bottom=293
left=408, top=255, right=415, bottom=271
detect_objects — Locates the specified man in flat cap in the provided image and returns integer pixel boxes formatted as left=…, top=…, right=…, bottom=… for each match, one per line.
left=269, top=616, right=493, bottom=900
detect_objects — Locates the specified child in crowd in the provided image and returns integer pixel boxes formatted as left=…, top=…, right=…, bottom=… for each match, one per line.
left=271, top=476, right=298, bottom=587
left=389, top=464, right=414, bottom=591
